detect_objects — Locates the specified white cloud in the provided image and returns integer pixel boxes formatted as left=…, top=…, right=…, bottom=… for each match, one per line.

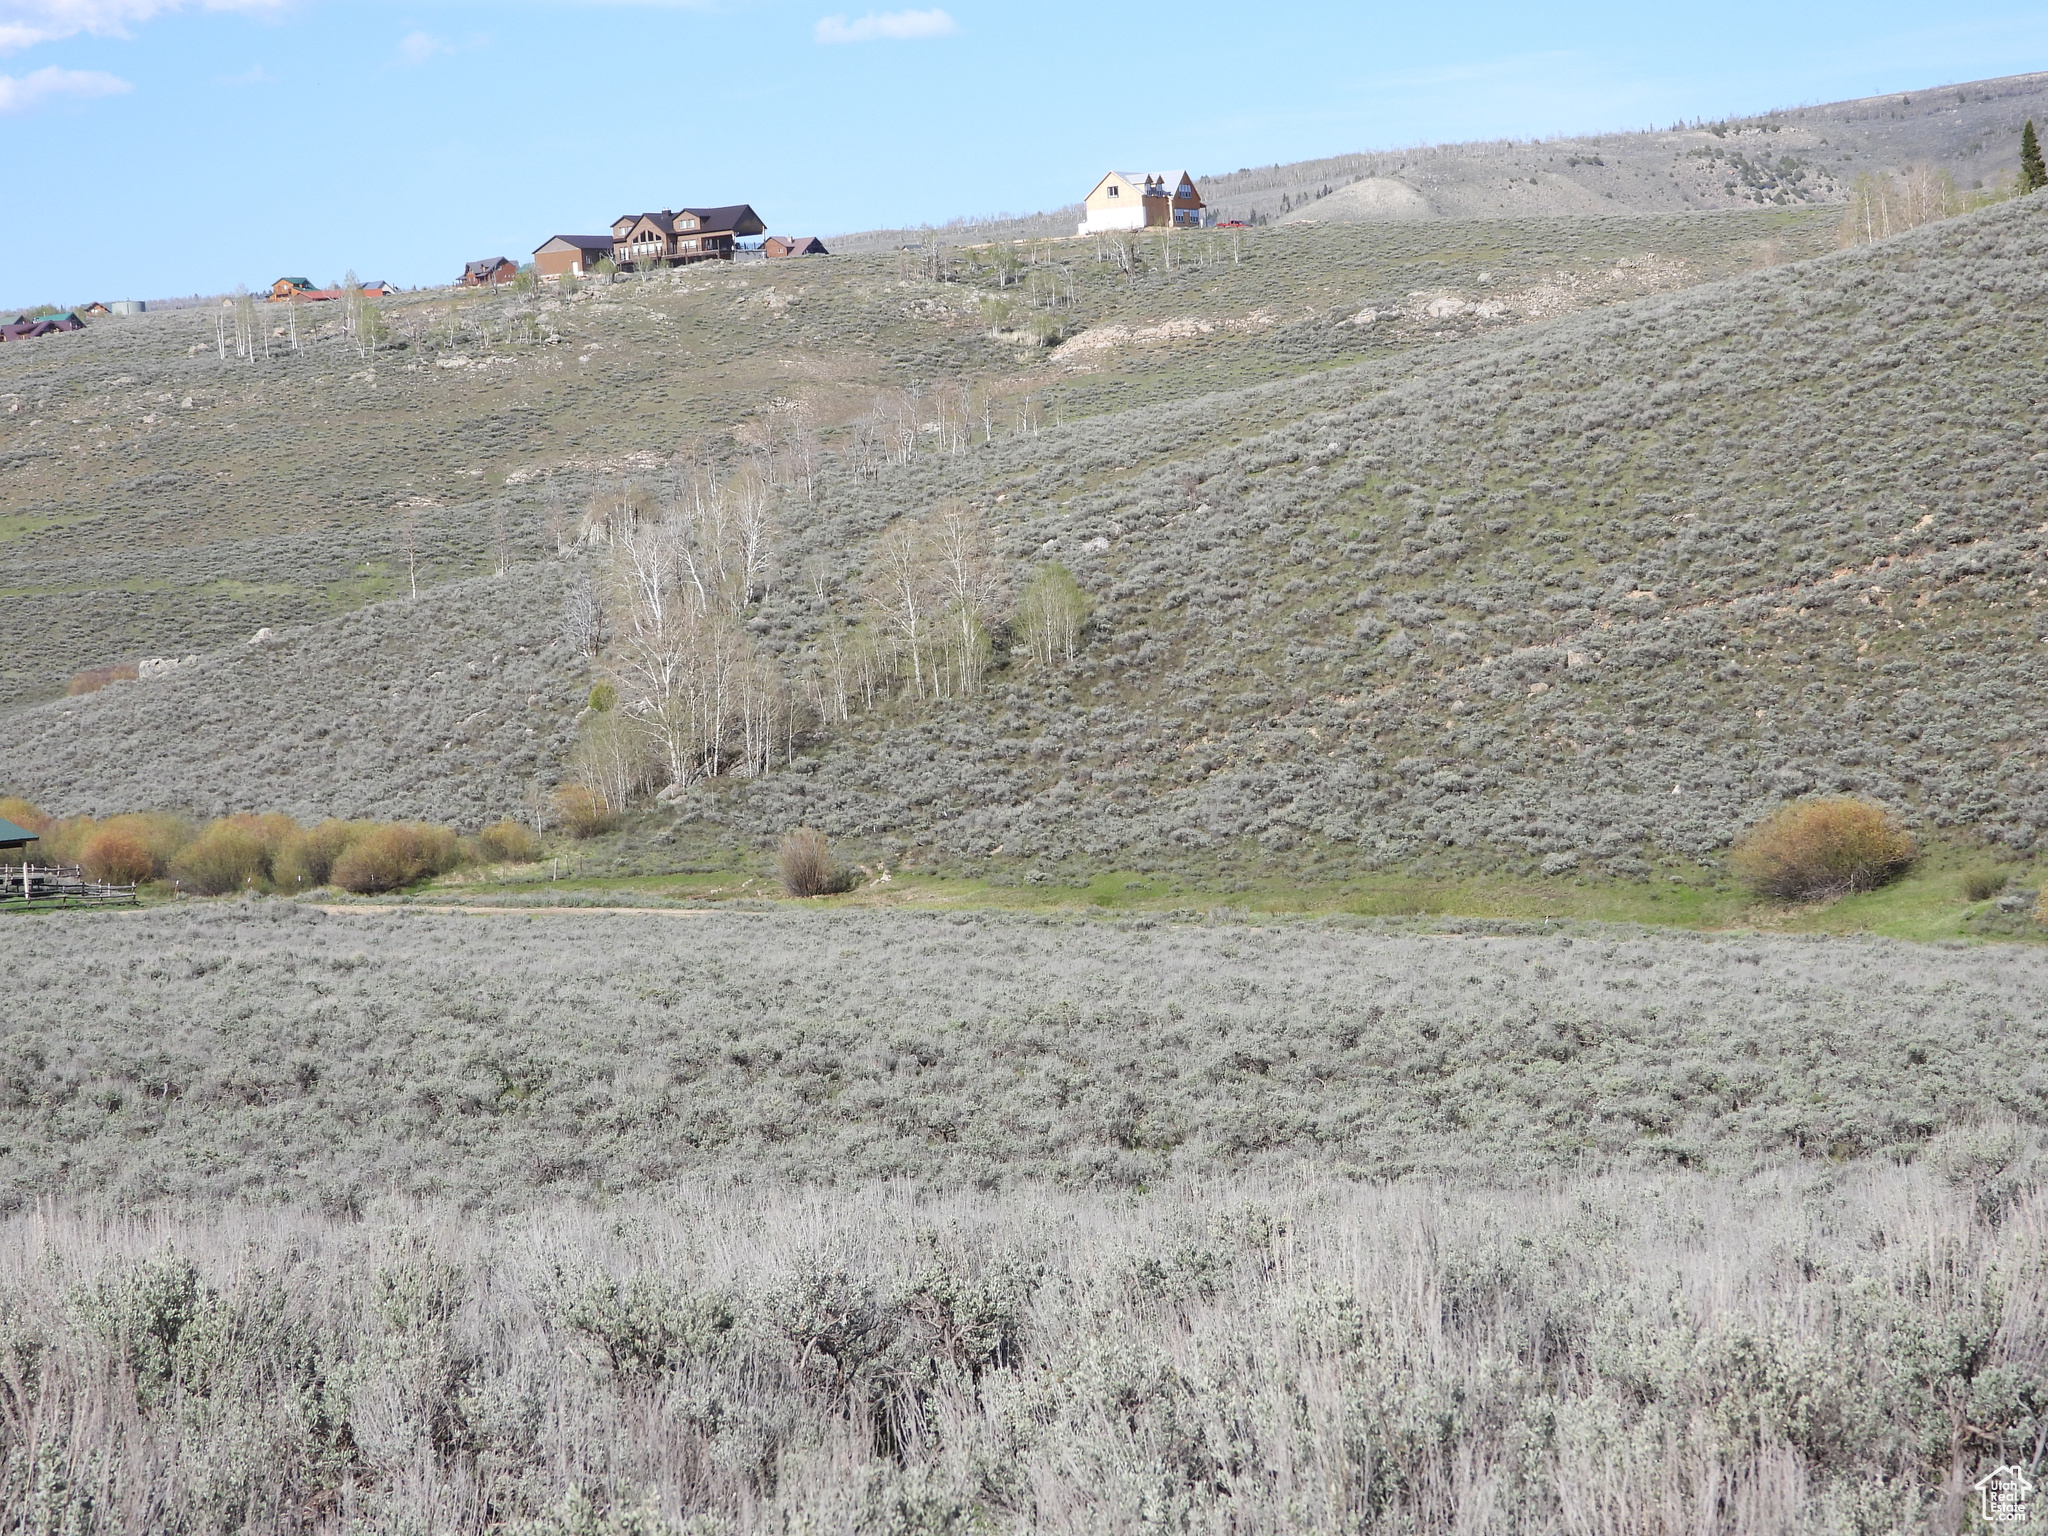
left=0, top=62, right=129, bottom=108
left=394, top=29, right=449, bottom=66
left=814, top=7, right=955, bottom=44
left=213, top=61, right=268, bottom=83
left=0, top=0, right=282, bottom=54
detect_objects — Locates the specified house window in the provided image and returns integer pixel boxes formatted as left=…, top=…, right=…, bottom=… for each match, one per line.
left=1107, top=185, right=1119, bottom=197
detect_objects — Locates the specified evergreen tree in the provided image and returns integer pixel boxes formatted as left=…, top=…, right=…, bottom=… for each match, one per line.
left=2023, top=120, right=2047, bottom=194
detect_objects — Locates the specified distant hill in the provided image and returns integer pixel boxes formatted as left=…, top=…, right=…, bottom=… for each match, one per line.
left=830, top=71, right=2048, bottom=249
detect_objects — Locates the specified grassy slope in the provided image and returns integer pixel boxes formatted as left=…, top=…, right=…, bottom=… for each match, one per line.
left=412, top=829, right=2042, bottom=940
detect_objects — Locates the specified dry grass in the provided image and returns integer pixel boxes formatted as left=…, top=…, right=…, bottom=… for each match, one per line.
left=65, top=661, right=138, bottom=696
left=1731, top=797, right=1918, bottom=900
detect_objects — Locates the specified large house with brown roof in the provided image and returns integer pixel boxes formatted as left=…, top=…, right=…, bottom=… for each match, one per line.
left=608, top=205, right=765, bottom=269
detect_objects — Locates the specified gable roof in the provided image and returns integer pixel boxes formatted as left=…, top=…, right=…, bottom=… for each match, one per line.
left=615, top=211, right=678, bottom=236
left=537, top=234, right=615, bottom=254
left=463, top=257, right=516, bottom=278
left=0, top=815, right=40, bottom=848
left=678, top=204, right=764, bottom=235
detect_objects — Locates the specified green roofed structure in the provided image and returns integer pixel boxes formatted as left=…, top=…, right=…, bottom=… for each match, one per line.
left=0, top=816, right=37, bottom=850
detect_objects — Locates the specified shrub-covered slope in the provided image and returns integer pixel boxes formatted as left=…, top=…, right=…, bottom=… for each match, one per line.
left=0, top=210, right=1826, bottom=708
left=741, top=194, right=2048, bottom=874
left=0, top=570, right=583, bottom=825
left=6, top=199, right=2047, bottom=869
left=1, top=905, right=2041, bottom=1208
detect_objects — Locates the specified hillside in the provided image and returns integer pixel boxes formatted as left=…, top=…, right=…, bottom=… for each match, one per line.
left=0, top=203, right=1827, bottom=717
left=4, top=190, right=2045, bottom=884
left=827, top=70, right=2048, bottom=249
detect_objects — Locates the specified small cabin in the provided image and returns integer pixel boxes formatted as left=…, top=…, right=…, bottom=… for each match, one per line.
left=763, top=236, right=829, bottom=258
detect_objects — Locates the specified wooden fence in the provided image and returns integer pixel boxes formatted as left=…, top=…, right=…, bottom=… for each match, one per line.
left=0, top=863, right=139, bottom=908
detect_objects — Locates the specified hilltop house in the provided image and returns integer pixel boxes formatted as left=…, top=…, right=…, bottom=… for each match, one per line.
left=533, top=234, right=613, bottom=278
left=268, top=280, right=384, bottom=303
left=462, top=257, right=519, bottom=288
left=1078, top=171, right=1205, bottom=234
left=80, top=302, right=111, bottom=317
left=763, top=236, right=829, bottom=258
left=609, top=205, right=765, bottom=270
left=2, top=312, right=82, bottom=341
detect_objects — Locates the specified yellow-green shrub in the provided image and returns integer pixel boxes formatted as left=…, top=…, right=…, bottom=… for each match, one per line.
left=1732, top=798, right=1918, bottom=900
left=170, top=820, right=275, bottom=895
left=331, top=823, right=461, bottom=894
left=553, top=785, right=615, bottom=839
left=476, top=819, right=540, bottom=863
left=34, top=816, right=98, bottom=866
left=104, top=812, right=195, bottom=877
left=274, top=819, right=372, bottom=890
left=0, top=796, right=47, bottom=835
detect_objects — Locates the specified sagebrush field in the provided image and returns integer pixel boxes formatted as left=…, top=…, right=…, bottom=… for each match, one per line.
left=2, top=904, right=2045, bottom=1532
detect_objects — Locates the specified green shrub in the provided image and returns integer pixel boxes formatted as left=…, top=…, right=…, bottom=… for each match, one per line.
left=1963, top=869, right=2008, bottom=902
left=330, top=822, right=461, bottom=894
left=477, top=819, right=540, bottom=863
left=777, top=828, right=853, bottom=897
left=1732, top=798, right=1917, bottom=901
left=554, top=785, right=616, bottom=840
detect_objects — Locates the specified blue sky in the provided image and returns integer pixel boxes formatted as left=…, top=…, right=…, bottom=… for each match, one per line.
left=4, top=0, right=2047, bottom=303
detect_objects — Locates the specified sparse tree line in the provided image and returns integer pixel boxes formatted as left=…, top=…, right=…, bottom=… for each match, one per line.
left=555, top=460, right=1091, bottom=830
left=1836, top=120, right=2047, bottom=247
left=217, top=269, right=388, bottom=365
